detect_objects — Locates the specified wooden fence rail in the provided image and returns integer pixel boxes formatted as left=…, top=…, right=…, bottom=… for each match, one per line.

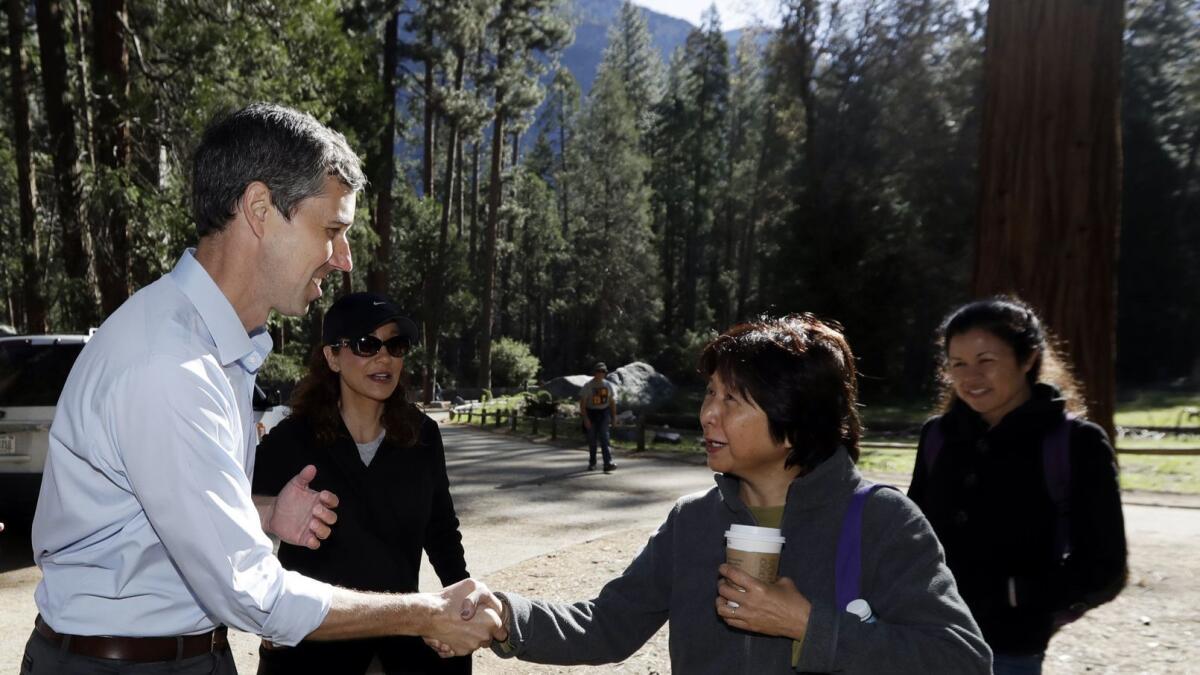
left=448, top=405, right=1200, bottom=456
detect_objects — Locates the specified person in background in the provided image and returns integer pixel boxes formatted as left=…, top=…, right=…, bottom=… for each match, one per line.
left=908, top=296, right=1127, bottom=675
left=433, top=315, right=991, bottom=673
left=253, top=292, right=472, bottom=675
left=579, top=362, right=618, bottom=472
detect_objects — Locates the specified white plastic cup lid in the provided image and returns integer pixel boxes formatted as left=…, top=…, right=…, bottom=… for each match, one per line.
left=724, top=524, right=786, bottom=544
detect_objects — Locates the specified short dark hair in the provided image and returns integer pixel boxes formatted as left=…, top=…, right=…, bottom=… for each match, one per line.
left=191, top=103, right=366, bottom=238
left=700, top=314, right=862, bottom=472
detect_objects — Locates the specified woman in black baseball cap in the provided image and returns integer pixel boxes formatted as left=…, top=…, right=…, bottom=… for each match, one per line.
left=252, top=292, right=472, bottom=675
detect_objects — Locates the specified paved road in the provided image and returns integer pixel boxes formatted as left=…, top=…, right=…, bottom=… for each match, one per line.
left=1, top=423, right=1197, bottom=672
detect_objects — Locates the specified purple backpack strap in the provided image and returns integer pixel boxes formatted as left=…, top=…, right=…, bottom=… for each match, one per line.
left=1044, top=414, right=1075, bottom=560
left=835, top=483, right=896, bottom=612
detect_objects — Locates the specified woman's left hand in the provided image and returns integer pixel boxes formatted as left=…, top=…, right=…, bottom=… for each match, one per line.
left=715, top=563, right=812, bottom=642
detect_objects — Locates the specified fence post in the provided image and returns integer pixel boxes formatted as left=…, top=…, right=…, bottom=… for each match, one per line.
left=551, top=413, right=558, bottom=440
left=637, top=417, right=647, bottom=452
left=466, top=408, right=473, bottom=424
left=531, top=416, right=539, bottom=435
left=511, top=410, right=518, bottom=431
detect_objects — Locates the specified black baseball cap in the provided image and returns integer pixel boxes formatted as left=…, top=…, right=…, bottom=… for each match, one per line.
left=322, top=292, right=419, bottom=346
left=592, top=361, right=608, bottom=373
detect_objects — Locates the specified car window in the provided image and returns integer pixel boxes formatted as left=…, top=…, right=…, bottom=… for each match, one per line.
left=0, top=341, right=85, bottom=407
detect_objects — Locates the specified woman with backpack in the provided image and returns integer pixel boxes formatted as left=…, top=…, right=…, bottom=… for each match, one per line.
left=433, top=315, right=990, bottom=673
left=908, top=297, right=1128, bottom=675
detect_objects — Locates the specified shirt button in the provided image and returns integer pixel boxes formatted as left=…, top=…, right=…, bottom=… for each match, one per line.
left=963, top=473, right=979, bottom=488
left=954, top=510, right=969, bottom=526
left=975, top=439, right=988, bottom=453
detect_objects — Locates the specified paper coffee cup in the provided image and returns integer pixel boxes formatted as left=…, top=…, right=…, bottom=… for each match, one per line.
left=724, top=524, right=785, bottom=583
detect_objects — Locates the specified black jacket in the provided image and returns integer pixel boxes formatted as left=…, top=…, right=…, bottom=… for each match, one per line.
left=252, top=411, right=469, bottom=674
left=908, top=384, right=1128, bottom=655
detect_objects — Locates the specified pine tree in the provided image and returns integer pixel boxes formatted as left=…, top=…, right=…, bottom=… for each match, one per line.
left=565, top=65, right=661, bottom=363
left=476, top=0, right=570, bottom=388
left=600, top=0, right=664, bottom=141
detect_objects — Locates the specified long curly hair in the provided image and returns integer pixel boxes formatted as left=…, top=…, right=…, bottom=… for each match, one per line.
left=287, top=345, right=422, bottom=448
left=699, top=314, right=862, bottom=473
left=935, top=296, right=1087, bottom=415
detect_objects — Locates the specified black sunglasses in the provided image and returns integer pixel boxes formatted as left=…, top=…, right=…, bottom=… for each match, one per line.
left=332, top=335, right=410, bottom=358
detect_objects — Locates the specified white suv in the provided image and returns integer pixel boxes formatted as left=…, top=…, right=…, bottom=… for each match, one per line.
left=0, top=334, right=289, bottom=526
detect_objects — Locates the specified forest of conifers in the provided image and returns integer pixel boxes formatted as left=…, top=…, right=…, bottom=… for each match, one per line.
left=1, top=0, right=1197, bottom=408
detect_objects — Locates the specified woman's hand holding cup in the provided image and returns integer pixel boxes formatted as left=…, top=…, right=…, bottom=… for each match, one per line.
left=716, top=563, right=812, bottom=642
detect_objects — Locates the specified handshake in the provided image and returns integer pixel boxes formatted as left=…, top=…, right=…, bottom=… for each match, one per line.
left=421, top=578, right=510, bottom=658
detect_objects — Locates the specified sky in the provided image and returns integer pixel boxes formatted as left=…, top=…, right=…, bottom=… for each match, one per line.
left=634, top=0, right=783, bottom=30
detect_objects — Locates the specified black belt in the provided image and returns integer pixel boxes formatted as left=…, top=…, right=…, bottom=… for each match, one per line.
left=34, top=615, right=229, bottom=663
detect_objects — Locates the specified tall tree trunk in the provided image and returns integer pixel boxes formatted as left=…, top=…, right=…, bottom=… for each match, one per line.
left=455, top=136, right=465, bottom=238
left=72, top=0, right=93, bottom=169
left=737, top=115, right=772, bottom=319
left=91, top=0, right=132, bottom=316
left=557, top=91, right=570, bottom=235
left=6, top=0, right=47, bottom=332
left=973, top=0, right=1124, bottom=437
left=424, top=50, right=465, bottom=403
left=421, top=23, right=435, bottom=197
left=368, top=10, right=399, bottom=295
left=36, top=0, right=96, bottom=329
left=478, top=23, right=509, bottom=389
left=469, top=142, right=480, bottom=267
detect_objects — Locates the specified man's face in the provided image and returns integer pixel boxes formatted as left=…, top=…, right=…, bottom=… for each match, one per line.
left=593, top=370, right=606, bottom=381
left=264, top=176, right=356, bottom=317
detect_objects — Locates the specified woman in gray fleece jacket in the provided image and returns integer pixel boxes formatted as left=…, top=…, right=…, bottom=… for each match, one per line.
left=462, top=315, right=991, bottom=673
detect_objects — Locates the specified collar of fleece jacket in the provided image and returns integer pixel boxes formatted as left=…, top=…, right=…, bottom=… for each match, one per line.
left=942, top=381, right=1068, bottom=445
left=713, top=446, right=861, bottom=519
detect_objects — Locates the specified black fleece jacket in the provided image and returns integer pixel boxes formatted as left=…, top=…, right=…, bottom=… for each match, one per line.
left=252, top=412, right=469, bottom=674
left=908, top=384, right=1128, bottom=655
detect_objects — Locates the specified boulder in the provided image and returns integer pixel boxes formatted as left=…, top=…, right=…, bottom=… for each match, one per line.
left=542, top=362, right=675, bottom=412
left=607, top=362, right=675, bottom=411
left=541, top=374, right=594, bottom=401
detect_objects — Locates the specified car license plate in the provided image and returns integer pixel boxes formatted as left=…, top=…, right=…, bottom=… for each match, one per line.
left=0, top=434, right=14, bottom=455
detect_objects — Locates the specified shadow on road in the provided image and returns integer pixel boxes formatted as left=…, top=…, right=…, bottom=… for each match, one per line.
left=495, top=468, right=609, bottom=489
left=0, top=522, right=34, bottom=573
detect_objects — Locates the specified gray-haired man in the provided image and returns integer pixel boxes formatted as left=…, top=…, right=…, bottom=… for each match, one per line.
left=24, top=104, right=503, bottom=674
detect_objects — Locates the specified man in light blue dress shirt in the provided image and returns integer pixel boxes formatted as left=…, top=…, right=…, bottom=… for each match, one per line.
left=22, top=104, right=505, bottom=674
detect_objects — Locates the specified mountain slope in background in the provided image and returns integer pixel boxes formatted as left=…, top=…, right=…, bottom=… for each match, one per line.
left=563, top=0, right=757, bottom=94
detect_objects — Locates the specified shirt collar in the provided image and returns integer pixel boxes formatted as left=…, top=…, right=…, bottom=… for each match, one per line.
left=169, top=249, right=273, bottom=373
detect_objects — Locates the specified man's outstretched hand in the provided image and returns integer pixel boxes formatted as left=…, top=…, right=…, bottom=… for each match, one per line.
left=422, top=578, right=508, bottom=658
left=265, top=465, right=339, bottom=549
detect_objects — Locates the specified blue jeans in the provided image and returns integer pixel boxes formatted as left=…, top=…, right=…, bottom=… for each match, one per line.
left=992, top=652, right=1044, bottom=675
left=586, top=409, right=612, bottom=466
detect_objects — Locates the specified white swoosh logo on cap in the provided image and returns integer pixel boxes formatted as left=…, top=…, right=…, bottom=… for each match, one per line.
left=373, top=301, right=385, bottom=306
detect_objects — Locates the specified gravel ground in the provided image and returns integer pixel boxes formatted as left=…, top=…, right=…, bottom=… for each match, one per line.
left=471, top=525, right=1200, bottom=674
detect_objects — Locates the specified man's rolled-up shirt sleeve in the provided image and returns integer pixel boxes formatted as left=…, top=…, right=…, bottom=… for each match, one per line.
left=107, top=355, right=333, bottom=645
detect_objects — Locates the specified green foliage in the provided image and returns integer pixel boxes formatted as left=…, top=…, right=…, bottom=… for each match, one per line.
left=490, top=337, right=540, bottom=386
left=3, top=0, right=1197, bottom=400
left=1118, top=0, right=1200, bottom=384
left=521, top=389, right=558, bottom=416
left=257, top=349, right=307, bottom=400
